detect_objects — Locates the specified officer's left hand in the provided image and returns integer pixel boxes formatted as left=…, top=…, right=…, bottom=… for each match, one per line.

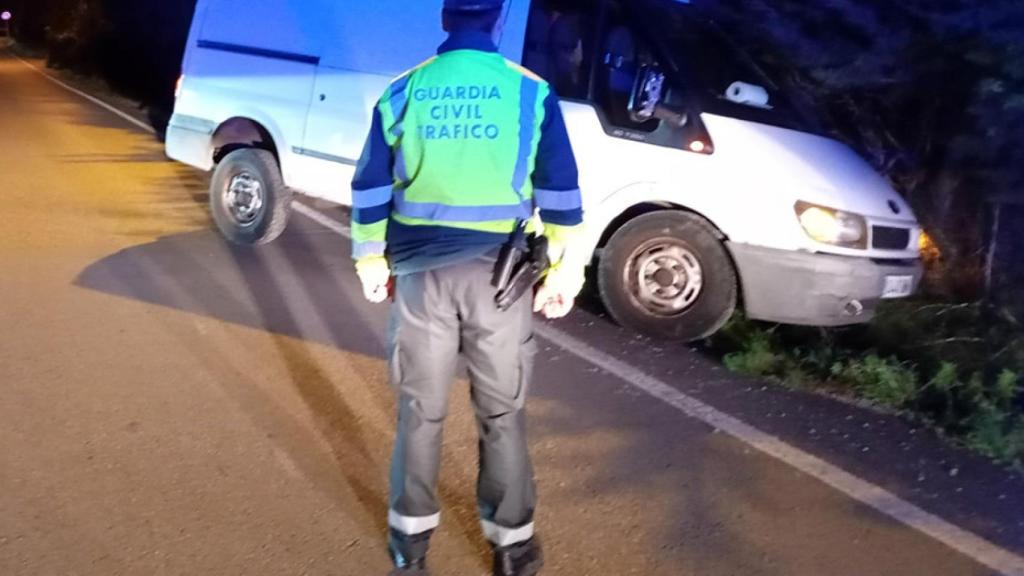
left=534, top=281, right=575, bottom=319
left=534, top=241, right=586, bottom=319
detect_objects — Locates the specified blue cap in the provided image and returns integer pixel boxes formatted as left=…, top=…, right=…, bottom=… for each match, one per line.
left=443, top=0, right=504, bottom=12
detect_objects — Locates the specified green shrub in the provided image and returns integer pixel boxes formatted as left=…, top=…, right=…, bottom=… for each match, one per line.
left=831, top=355, right=920, bottom=409
left=967, top=413, right=1024, bottom=465
left=723, top=332, right=783, bottom=377
left=994, top=369, right=1021, bottom=407
left=924, top=362, right=964, bottom=428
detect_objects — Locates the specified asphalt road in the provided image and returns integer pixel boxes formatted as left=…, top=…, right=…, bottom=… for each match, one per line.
left=1, top=49, right=1023, bottom=576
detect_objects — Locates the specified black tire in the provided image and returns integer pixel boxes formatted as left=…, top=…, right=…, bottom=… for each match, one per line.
left=598, top=211, right=737, bottom=342
left=210, top=148, right=291, bottom=245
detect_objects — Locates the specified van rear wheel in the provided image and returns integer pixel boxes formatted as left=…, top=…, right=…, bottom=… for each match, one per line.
left=598, top=211, right=737, bottom=342
left=210, top=148, right=291, bottom=245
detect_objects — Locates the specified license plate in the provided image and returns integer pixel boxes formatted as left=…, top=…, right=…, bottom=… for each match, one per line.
left=882, top=275, right=914, bottom=299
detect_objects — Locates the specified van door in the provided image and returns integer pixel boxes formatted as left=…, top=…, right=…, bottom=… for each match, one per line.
left=289, top=69, right=393, bottom=205
left=293, top=1, right=532, bottom=205
left=191, top=0, right=328, bottom=182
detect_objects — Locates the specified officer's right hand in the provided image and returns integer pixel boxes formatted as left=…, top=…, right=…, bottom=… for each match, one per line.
left=355, top=256, right=392, bottom=304
left=362, top=281, right=390, bottom=304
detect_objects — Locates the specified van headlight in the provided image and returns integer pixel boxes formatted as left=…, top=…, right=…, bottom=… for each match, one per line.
left=795, top=201, right=867, bottom=249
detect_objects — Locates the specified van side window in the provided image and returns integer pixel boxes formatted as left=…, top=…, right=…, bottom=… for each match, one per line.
left=594, top=7, right=658, bottom=133
left=522, top=1, right=658, bottom=134
left=523, top=0, right=593, bottom=99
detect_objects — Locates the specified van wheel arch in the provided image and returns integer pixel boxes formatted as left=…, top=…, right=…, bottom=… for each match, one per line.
left=597, top=202, right=728, bottom=251
left=211, top=117, right=279, bottom=165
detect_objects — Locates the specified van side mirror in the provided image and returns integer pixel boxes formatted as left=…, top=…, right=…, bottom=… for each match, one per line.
left=628, top=66, right=688, bottom=127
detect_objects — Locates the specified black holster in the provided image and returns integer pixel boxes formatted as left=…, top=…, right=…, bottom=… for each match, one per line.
left=492, top=222, right=550, bottom=311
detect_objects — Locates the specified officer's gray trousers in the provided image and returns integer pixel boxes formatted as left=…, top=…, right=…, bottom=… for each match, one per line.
left=387, top=255, right=537, bottom=549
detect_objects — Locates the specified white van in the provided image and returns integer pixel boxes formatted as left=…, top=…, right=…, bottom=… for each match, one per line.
left=166, top=0, right=923, bottom=341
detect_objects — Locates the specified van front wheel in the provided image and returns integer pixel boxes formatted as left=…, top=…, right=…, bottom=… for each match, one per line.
left=210, top=148, right=291, bottom=245
left=598, top=211, right=737, bottom=342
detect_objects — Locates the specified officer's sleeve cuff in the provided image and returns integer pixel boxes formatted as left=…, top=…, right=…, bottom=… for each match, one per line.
left=543, top=223, right=585, bottom=267
left=355, top=255, right=391, bottom=279
left=543, top=223, right=587, bottom=298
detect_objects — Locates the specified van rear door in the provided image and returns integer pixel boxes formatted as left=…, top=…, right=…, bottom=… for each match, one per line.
left=189, top=0, right=329, bottom=180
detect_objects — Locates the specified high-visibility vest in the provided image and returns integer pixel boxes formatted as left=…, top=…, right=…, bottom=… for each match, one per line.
left=376, top=48, right=551, bottom=235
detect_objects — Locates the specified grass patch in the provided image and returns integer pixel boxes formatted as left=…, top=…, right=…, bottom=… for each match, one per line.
left=711, top=301, right=1024, bottom=468
left=832, top=355, right=919, bottom=408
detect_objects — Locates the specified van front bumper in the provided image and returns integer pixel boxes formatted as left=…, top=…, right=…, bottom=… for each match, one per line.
left=727, top=243, right=923, bottom=327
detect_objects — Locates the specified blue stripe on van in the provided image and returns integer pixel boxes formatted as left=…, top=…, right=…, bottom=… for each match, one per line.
left=292, top=147, right=358, bottom=166
left=197, top=40, right=320, bottom=65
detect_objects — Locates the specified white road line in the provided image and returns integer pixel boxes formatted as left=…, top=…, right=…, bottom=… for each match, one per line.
left=293, top=203, right=350, bottom=236
left=12, top=53, right=157, bottom=135
left=20, top=45, right=1024, bottom=575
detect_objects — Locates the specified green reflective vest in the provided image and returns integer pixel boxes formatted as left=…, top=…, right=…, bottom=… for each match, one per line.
left=376, top=49, right=551, bottom=235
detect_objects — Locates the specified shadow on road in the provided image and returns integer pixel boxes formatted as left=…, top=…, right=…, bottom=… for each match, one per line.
left=71, top=217, right=762, bottom=572
left=73, top=219, right=509, bottom=569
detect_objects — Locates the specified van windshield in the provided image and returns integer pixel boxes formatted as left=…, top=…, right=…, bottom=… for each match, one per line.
left=641, top=0, right=821, bottom=133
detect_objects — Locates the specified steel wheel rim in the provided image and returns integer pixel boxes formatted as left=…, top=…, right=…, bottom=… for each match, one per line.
left=224, top=171, right=264, bottom=227
left=625, top=238, right=703, bottom=316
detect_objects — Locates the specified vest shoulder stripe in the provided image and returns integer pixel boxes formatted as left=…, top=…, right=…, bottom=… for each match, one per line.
left=504, top=59, right=545, bottom=84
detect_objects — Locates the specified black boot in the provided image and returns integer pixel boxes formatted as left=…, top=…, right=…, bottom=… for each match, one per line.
left=388, top=529, right=432, bottom=575
left=493, top=538, right=544, bottom=576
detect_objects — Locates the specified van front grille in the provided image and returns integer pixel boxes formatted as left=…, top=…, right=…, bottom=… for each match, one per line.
left=872, top=226, right=911, bottom=250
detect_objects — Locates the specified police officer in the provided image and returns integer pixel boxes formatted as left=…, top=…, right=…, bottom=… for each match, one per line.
left=350, top=1, right=585, bottom=574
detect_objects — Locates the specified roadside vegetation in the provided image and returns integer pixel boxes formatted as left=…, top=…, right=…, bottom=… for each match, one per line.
left=711, top=300, right=1024, bottom=467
